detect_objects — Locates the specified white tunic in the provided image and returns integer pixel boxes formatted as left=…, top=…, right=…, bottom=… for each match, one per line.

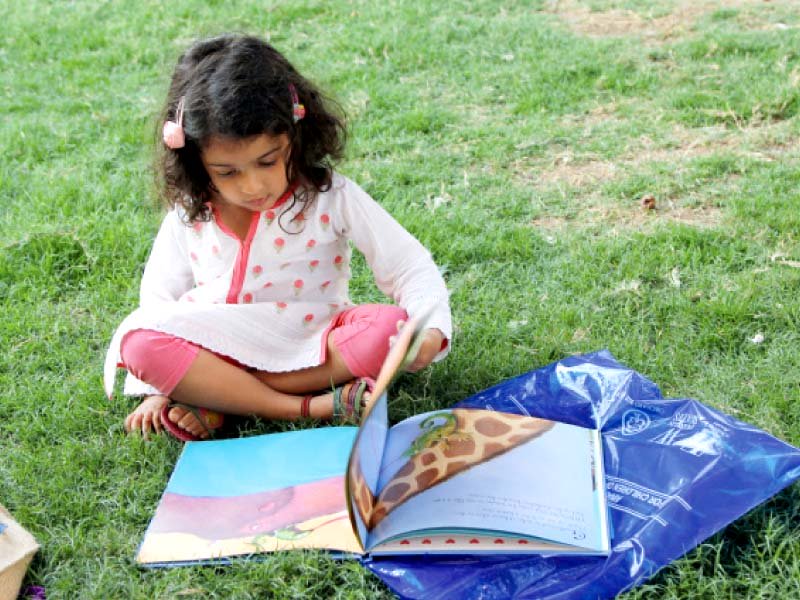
left=103, top=174, right=452, bottom=398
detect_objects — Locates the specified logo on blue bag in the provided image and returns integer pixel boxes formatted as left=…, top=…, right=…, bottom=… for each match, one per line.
left=621, top=409, right=650, bottom=436
left=671, top=412, right=698, bottom=430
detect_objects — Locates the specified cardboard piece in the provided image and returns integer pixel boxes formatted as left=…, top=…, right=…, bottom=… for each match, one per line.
left=0, top=504, right=39, bottom=600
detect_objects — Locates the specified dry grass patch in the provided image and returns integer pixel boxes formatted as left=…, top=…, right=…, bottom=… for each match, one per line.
left=517, top=118, right=798, bottom=191
left=548, top=0, right=705, bottom=41
left=531, top=194, right=725, bottom=233
left=533, top=153, right=619, bottom=187
left=629, top=120, right=800, bottom=168
left=547, top=0, right=795, bottom=43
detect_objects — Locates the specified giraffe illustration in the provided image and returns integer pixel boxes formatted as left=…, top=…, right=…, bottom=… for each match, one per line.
left=348, top=451, right=375, bottom=529
left=368, top=409, right=555, bottom=529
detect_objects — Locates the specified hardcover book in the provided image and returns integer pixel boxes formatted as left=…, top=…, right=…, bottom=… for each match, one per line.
left=136, top=318, right=611, bottom=565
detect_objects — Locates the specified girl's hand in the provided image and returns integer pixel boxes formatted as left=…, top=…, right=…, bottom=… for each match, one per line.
left=402, top=326, right=445, bottom=373
left=124, top=395, right=170, bottom=438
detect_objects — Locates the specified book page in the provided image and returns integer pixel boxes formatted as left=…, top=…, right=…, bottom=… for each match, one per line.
left=137, top=427, right=361, bottom=565
left=365, top=409, right=610, bottom=554
left=344, top=309, right=433, bottom=546
left=344, top=391, right=389, bottom=549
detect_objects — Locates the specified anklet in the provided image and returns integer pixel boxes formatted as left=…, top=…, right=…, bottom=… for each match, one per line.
left=300, top=394, right=312, bottom=418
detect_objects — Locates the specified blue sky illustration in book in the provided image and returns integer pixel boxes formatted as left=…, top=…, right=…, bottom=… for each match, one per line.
left=137, top=427, right=361, bottom=564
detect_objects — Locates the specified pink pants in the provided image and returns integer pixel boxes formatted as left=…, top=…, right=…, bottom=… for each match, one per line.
left=119, top=304, right=408, bottom=396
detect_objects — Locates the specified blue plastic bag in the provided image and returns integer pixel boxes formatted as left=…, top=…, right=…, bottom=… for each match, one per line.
left=363, top=350, right=800, bottom=599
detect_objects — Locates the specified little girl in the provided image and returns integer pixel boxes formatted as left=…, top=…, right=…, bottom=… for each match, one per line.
left=103, top=34, right=452, bottom=441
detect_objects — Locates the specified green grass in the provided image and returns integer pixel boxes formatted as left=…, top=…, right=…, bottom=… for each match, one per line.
left=2, top=0, right=800, bottom=597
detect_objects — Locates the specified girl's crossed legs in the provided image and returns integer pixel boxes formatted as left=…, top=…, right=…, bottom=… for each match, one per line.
left=120, top=304, right=407, bottom=438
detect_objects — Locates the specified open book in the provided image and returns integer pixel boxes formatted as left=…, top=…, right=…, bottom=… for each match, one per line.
left=136, top=317, right=611, bottom=565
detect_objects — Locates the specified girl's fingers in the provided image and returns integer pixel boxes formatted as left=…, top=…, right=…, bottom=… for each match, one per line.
left=406, top=335, right=438, bottom=372
left=396, top=319, right=406, bottom=332
left=125, top=396, right=171, bottom=437
left=405, top=355, right=423, bottom=373
left=127, top=413, right=141, bottom=434
left=141, top=412, right=153, bottom=438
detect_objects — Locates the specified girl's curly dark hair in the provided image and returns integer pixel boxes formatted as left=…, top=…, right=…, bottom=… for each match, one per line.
left=156, top=34, right=346, bottom=222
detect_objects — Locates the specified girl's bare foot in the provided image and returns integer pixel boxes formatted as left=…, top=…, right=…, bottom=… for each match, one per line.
left=165, top=404, right=219, bottom=440
left=125, top=395, right=214, bottom=440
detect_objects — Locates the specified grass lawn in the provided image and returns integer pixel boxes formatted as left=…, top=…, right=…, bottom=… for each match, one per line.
left=2, top=0, right=800, bottom=597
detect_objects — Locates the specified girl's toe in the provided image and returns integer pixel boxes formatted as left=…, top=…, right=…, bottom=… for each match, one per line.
left=168, top=406, right=185, bottom=424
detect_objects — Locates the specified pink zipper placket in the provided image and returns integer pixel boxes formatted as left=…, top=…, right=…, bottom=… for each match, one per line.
left=213, top=210, right=261, bottom=304
left=211, top=183, right=299, bottom=305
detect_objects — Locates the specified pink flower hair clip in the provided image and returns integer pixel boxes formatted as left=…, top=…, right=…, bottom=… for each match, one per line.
left=289, top=83, right=305, bottom=123
left=162, top=97, right=186, bottom=149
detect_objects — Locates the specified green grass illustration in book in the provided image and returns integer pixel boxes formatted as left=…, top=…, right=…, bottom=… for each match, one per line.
left=136, top=315, right=611, bottom=565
